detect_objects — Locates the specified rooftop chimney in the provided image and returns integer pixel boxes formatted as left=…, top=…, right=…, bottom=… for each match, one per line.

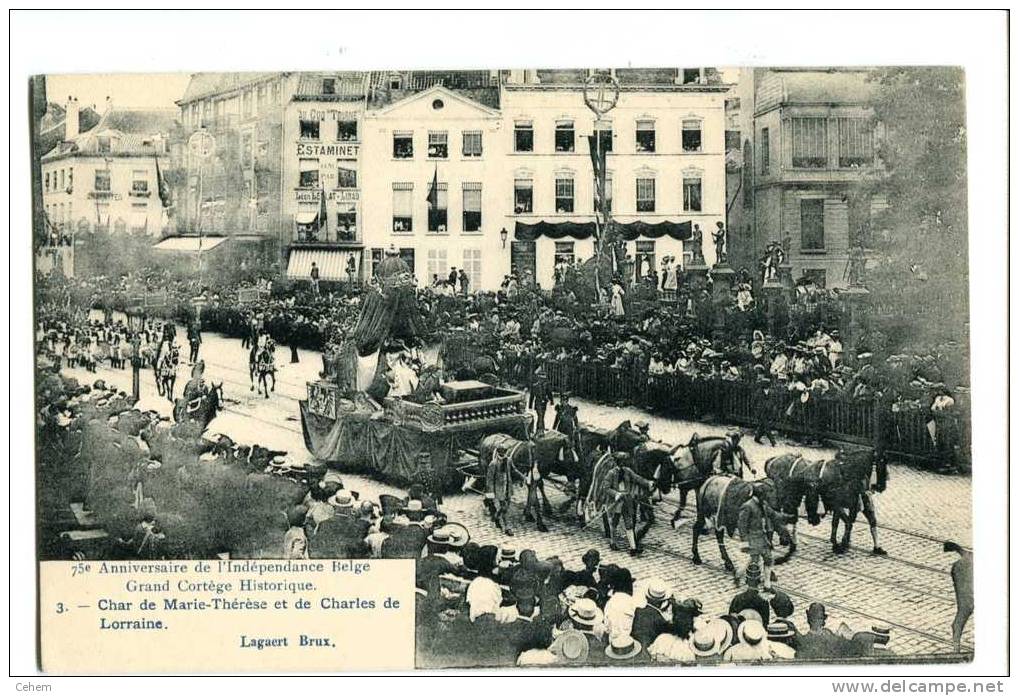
left=65, top=96, right=79, bottom=141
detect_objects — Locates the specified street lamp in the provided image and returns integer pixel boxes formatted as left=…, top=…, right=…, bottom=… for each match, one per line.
left=500, top=227, right=508, bottom=249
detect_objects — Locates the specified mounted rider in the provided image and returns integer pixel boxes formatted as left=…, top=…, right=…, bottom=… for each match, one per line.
left=182, top=359, right=208, bottom=403
left=717, top=430, right=754, bottom=479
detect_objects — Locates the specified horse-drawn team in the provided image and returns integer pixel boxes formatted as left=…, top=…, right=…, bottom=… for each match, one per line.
left=465, top=394, right=888, bottom=586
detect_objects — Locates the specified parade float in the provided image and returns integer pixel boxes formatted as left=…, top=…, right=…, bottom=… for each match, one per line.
left=299, top=247, right=528, bottom=489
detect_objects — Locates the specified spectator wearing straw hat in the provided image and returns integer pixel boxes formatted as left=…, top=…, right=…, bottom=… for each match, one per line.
left=723, top=619, right=775, bottom=662
left=605, top=633, right=648, bottom=663
left=631, top=580, right=675, bottom=648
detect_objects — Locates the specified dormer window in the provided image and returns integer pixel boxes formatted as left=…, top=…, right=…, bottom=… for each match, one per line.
left=97, top=136, right=111, bottom=153
left=322, top=78, right=336, bottom=95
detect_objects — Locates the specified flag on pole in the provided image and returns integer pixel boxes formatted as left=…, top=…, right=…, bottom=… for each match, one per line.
left=155, top=154, right=172, bottom=211
left=426, top=165, right=439, bottom=208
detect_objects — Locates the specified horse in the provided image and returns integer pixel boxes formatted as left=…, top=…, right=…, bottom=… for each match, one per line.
left=816, top=449, right=888, bottom=556
left=255, top=343, right=277, bottom=399
left=156, top=347, right=180, bottom=403
left=172, top=381, right=225, bottom=438
left=664, top=435, right=752, bottom=527
left=692, top=475, right=794, bottom=577
left=763, top=452, right=824, bottom=563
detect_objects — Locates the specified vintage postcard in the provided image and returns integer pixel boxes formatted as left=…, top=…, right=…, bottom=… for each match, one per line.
left=15, top=9, right=1008, bottom=683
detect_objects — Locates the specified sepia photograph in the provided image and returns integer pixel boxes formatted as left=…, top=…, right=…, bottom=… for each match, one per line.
left=10, top=8, right=1009, bottom=685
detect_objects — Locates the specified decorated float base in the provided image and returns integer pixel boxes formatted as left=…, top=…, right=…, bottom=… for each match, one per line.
left=299, top=379, right=529, bottom=490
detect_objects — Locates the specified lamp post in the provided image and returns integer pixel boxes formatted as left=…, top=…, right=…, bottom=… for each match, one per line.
left=500, top=227, right=508, bottom=249
left=583, top=71, right=620, bottom=296
left=130, top=332, right=142, bottom=402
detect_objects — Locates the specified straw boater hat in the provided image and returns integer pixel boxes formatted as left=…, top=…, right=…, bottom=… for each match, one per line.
left=737, top=619, right=767, bottom=647
left=690, top=619, right=733, bottom=657
left=329, top=490, right=355, bottom=511
left=548, top=630, right=590, bottom=664
left=766, top=621, right=796, bottom=642
left=427, top=524, right=469, bottom=548
left=737, top=608, right=764, bottom=625
left=400, top=499, right=427, bottom=521
left=497, top=544, right=520, bottom=567
left=605, top=633, right=642, bottom=660
left=567, top=598, right=603, bottom=630
left=645, top=580, right=670, bottom=606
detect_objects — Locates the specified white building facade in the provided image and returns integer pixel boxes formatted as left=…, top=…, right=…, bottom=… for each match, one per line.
left=500, top=77, right=730, bottom=288
left=361, top=86, right=504, bottom=290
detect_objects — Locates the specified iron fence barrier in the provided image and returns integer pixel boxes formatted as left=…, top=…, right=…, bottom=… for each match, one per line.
left=440, top=337, right=969, bottom=470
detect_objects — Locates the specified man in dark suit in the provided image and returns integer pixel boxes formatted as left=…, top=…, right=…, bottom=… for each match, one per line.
left=631, top=580, right=674, bottom=648
left=528, top=367, right=552, bottom=433
left=728, top=563, right=771, bottom=625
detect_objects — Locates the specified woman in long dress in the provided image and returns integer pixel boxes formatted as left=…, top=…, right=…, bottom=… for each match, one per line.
left=610, top=281, right=626, bottom=317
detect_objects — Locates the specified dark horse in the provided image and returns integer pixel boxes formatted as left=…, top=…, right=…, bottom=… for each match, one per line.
left=172, top=381, right=225, bottom=438
left=255, top=342, right=277, bottom=399
left=765, top=449, right=888, bottom=558
left=692, top=475, right=793, bottom=575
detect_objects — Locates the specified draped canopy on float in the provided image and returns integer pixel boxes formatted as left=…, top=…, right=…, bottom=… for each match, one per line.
left=513, top=220, right=693, bottom=242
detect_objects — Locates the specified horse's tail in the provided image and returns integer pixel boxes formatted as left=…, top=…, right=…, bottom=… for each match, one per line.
left=874, top=451, right=888, bottom=493
left=804, top=485, right=822, bottom=526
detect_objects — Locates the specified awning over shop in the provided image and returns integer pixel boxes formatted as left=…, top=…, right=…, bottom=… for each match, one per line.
left=152, top=236, right=229, bottom=252
left=514, top=219, right=692, bottom=242
left=287, top=248, right=358, bottom=281
left=295, top=210, right=319, bottom=225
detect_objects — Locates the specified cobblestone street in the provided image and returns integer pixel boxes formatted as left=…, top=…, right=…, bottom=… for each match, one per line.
left=63, top=332, right=975, bottom=658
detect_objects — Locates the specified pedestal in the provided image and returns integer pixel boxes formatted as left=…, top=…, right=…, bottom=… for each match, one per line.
left=709, top=263, right=736, bottom=339
left=841, top=283, right=871, bottom=362
left=684, top=263, right=710, bottom=292
left=778, top=263, right=794, bottom=295
left=763, top=281, right=785, bottom=336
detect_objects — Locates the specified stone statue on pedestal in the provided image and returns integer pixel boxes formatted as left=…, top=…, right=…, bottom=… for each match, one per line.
left=712, top=222, right=727, bottom=266
left=689, top=224, right=706, bottom=266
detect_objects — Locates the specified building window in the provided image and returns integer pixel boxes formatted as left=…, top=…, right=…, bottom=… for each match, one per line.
left=635, top=120, right=656, bottom=153
left=68, top=167, right=73, bottom=190
left=463, top=182, right=482, bottom=232
left=322, top=78, right=336, bottom=95
left=682, top=119, right=703, bottom=152
left=594, top=175, right=613, bottom=213
left=299, top=159, right=319, bottom=188
left=555, top=120, right=575, bottom=152
left=514, top=178, right=533, bottom=214
left=393, top=131, right=413, bottom=159
left=554, top=241, right=575, bottom=266
left=462, top=130, right=483, bottom=158
left=838, top=117, right=873, bottom=168
left=392, top=183, right=413, bottom=232
left=45, top=173, right=49, bottom=191
left=463, top=248, right=482, bottom=289
left=555, top=177, right=575, bottom=213
left=336, top=205, right=357, bottom=241
left=98, top=136, right=111, bottom=153
left=338, top=120, right=358, bottom=141
left=131, top=170, right=148, bottom=193
left=761, top=128, right=770, bottom=174
left=94, top=170, right=111, bottom=192
left=635, top=240, right=656, bottom=280
left=399, top=248, right=415, bottom=276
left=299, top=119, right=320, bottom=140
left=427, top=249, right=449, bottom=283
left=389, top=74, right=403, bottom=90
left=428, top=131, right=448, bottom=158
left=514, top=120, right=533, bottom=152
left=427, top=182, right=448, bottom=232
left=683, top=177, right=702, bottom=212
left=594, top=125, right=613, bottom=153
left=636, top=177, right=656, bottom=212
left=800, top=199, right=825, bottom=250
left=682, top=68, right=702, bottom=85
left=336, top=166, right=357, bottom=189
left=792, top=118, right=828, bottom=168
